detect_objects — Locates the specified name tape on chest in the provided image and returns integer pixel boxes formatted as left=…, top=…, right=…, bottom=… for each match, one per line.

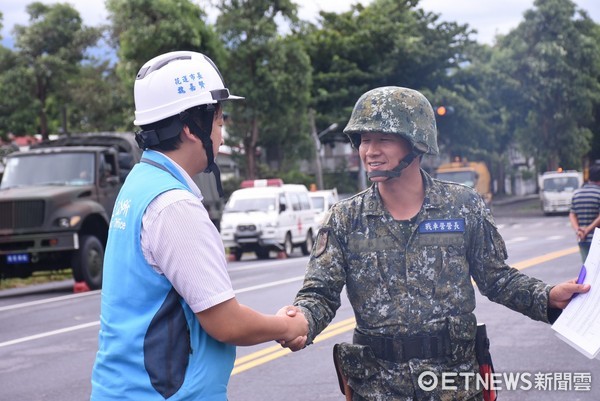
left=418, top=219, right=465, bottom=234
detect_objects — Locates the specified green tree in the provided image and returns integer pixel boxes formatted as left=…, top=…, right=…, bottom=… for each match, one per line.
left=0, top=49, right=39, bottom=138
left=496, top=0, right=600, bottom=172
left=216, top=0, right=312, bottom=179
left=106, top=0, right=224, bottom=128
left=67, top=60, right=131, bottom=132
left=302, top=0, right=474, bottom=138
left=13, top=2, right=101, bottom=139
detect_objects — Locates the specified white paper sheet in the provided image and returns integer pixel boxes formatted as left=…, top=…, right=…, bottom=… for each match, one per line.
left=551, top=228, right=600, bottom=359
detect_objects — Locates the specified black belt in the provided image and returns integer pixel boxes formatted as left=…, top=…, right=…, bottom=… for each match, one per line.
left=353, top=329, right=452, bottom=362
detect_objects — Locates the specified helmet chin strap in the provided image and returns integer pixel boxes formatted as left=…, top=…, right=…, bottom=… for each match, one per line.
left=180, top=106, right=225, bottom=198
left=367, top=152, right=418, bottom=181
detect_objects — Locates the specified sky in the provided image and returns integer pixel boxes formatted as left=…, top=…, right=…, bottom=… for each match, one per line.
left=1, top=0, right=600, bottom=49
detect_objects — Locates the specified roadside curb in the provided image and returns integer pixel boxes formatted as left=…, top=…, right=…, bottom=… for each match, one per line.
left=493, top=194, right=538, bottom=206
left=0, top=279, right=74, bottom=298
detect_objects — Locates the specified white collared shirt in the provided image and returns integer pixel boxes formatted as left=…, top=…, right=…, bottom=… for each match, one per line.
left=141, top=152, right=234, bottom=313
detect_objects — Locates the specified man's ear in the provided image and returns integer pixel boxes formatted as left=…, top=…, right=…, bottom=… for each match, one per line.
left=182, top=125, right=198, bottom=142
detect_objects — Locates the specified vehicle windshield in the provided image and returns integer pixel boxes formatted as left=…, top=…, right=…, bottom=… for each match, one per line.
left=543, top=177, right=579, bottom=192
left=1, top=152, right=95, bottom=189
left=310, top=196, right=325, bottom=212
left=436, top=171, right=477, bottom=188
left=225, top=197, right=276, bottom=212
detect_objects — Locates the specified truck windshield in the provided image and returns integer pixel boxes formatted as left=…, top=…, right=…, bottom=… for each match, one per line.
left=542, top=177, right=579, bottom=192
left=436, top=171, right=477, bottom=188
left=225, top=197, right=276, bottom=212
left=1, top=153, right=95, bottom=189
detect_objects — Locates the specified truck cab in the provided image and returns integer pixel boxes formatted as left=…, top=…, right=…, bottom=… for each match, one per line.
left=538, top=170, right=583, bottom=215
left=0, top=133, right=140, bottom=289
left=435, top=159, right=493, bottom=208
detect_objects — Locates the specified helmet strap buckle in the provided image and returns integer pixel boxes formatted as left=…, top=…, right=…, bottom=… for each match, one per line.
left=135, top=130, right=160, bottom=149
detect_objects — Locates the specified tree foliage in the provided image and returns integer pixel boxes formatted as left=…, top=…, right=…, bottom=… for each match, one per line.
left=1, top=0, right=600, bottom=192
left=106, top=0, right=224, bottom=81
left=495, top=0, right=600, bottom=171
left=0, top=50, right=39, bottom=138
left=12, top=2, right=101, bottom=139
left=301, top=0, right=475, bottom=137
left=105, top=0, right=224, bottom=130
left=216, top=0, right=312, bottom=179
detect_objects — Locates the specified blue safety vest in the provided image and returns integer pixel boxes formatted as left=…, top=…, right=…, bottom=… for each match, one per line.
left=91, top=150, right=235, bottom=400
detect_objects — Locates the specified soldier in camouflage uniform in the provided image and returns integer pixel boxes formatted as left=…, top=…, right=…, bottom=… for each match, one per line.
left=282, top=87, right=589, bottom=401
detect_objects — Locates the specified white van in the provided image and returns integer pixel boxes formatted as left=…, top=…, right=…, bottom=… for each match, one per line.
left=538, top=170, right=583, bottom=215
left=220, top=179, right=317, bottom=260
left=308, top=188, right=339, bottom=226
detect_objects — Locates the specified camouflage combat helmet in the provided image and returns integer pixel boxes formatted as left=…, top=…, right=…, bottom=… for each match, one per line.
left=343, top=86, right=439, bottom=155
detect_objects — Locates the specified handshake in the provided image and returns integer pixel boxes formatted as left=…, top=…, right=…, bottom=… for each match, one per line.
left=276, top=305, right=309, bottom=351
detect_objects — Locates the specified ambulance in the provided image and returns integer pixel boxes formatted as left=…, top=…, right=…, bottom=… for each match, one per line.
left=220, top=179, right=317, bottom=260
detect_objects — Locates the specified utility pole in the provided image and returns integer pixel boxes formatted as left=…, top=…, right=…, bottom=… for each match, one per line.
left=309, top=110, right=338, bottom=190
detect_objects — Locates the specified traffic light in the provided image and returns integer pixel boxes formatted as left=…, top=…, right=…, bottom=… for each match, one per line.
left=435, top=105, right=454, bottom=116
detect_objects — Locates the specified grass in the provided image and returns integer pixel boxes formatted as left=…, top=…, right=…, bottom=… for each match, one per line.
left=0, top=270, right=73, bottom=290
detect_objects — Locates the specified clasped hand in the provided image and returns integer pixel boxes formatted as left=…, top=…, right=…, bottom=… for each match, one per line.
left=276, top=305, right=308, bottom=351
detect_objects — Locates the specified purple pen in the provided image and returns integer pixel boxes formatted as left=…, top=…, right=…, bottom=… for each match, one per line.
left=572, top=265, right=587, bottom=299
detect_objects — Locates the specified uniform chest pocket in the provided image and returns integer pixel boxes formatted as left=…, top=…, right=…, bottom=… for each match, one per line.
left=346, top=234, right=398, bottom=326
left=410, top=234, right=467, bottom=298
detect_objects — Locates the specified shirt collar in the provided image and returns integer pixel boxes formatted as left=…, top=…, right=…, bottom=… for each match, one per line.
left=145, top=150, right=203, bottom=200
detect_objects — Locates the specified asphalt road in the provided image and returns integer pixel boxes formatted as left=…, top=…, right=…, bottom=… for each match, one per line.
left=1, top=195, right=598, bottom=401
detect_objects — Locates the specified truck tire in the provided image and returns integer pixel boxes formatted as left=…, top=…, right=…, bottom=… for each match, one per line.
left=300, top=230, right=314, bottom=256
left=72, top=235, right=104, bottom=290
left=232, top=247, right=243, bottom=261
left=283, top=233, right=293, bottom=257
left=255, top=248, right=270, bottom=259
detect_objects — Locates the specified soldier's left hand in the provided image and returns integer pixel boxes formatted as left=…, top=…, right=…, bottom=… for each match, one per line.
left=549, top=279, right=591, bottom=309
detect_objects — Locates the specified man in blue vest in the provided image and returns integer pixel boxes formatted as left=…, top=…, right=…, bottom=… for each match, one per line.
left=91, top=51, right=308, bottom=401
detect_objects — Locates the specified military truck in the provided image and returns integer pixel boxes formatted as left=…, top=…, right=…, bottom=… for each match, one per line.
left=0, top=133, right=226, bottom=289
left=0, top=133, right=140, bottom=289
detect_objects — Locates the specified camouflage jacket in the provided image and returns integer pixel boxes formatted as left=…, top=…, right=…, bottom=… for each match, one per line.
left=294, top=170, right=553, bottom=400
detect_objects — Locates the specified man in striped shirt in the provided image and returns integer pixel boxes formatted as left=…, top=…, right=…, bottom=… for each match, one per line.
left=569, top=164, right=600, bottom=261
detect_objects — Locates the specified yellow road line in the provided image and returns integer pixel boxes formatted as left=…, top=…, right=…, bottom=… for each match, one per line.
left=233, top=246, right=579, bottom=375
left=232, top=317, right=356, bottom=375
left=511, top=246, right=578, bottom=270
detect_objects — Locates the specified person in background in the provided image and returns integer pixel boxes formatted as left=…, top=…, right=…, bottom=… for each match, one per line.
left=91, top=51, right=307, bottom=401
left=282, top=86, right=589, bottom=401
left=569, top=163, right=600, bottom=262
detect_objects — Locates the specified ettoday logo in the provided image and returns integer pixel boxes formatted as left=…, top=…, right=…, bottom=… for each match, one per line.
left=417, top=371, right=592, bottom=393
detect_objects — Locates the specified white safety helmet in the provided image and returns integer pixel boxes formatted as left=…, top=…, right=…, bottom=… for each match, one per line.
left=133, top=51, right=243, bottom=126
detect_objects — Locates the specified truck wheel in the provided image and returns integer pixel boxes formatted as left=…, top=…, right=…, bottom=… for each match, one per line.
left=300, top=230, right=314, bottom=256
left=283, top=233, right=293, bottom=257
left=72, top=235, right=104, bottom=290
left=232, top=248, right=243, bottom=261
left=255, top=248, right=270, bottom=259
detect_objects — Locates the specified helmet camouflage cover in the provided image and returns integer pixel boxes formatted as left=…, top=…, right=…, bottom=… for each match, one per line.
left=343, top=86, right=439, bottom=155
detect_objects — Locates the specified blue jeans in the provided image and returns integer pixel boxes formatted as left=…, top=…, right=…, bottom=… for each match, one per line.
left=579, top=242, right=591, bottom=263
